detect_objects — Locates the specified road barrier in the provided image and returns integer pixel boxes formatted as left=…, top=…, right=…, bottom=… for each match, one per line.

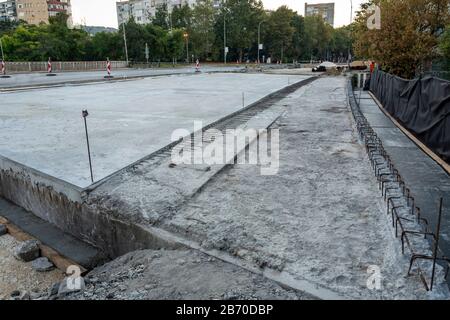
left=2, top=61, right=128, bottom=73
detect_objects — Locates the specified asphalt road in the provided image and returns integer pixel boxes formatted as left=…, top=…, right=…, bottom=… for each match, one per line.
left=0, top=65, right=244, bottom=89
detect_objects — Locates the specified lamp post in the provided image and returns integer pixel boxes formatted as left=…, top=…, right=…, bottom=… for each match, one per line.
left=350, top=0, right=353, bottom=24
left=223, top=8, right=230, bottom=65
left=348, top=0, right=353, bottom=63
left=224, top=14, right=227, bottom=64
left=0, top=38, right=4, bottom=61
left=257, top=21, right=265, bottom=64
left=122, top=22, right=129, bottom=66
left=183, top=32, right=189, bottom=63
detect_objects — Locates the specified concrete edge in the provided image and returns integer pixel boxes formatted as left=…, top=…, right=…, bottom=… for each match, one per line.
left=0, top=155, right=82, bottom=203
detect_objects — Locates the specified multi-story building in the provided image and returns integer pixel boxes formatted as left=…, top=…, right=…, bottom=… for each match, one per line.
left=15, top=0, right=72, bottom=26
left=305, top=2, right=335, bottom=27
left=0, top=0, right=17, bottom=22
left=116, top=0, right=196, bottom=26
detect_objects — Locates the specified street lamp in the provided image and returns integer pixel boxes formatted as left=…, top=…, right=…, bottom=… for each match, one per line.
left=223, top=8, right=230, bottom=65
left=122, top=22, right=129, bottom=66
left=0, top=38, right=4, bottom=61
left=348, top=0, right=353, bottom=63
left=258, top=21, right=265, bottom=64
left=350, top=0, right=353, bottom=24
left=183, top=32, right=189, bottom=63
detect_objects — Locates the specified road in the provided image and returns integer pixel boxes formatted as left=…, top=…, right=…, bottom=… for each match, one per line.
left=0, top=65, right=244, bottom=89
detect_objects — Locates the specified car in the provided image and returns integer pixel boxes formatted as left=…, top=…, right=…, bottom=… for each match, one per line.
left=312, top=65, right=327, bottom=72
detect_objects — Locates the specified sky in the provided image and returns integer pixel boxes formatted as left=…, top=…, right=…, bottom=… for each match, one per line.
left=71, top=0, right=364, bottom=29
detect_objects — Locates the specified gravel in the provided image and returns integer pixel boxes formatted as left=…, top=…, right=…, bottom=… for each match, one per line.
left=60, top=249, right=317, bottom=300
left=0, top=234, right=64, bottom=300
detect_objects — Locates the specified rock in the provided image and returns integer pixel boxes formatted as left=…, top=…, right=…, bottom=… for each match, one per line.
left=14, top=239, right=40, bottom=262
left=58, top=277, right=85, bottom=297
left=30, top=291, right=44, bottom=300
left=10, top=291, right=30, bottom=300
left=0, top=224, right=7, bottom=236
left=106, top=292, right=115, bottom=299
left=144, top=284, right=152, bottom=290
left=32, top=257, right=55, bottom=272
left=10, top=290, right=20, bottom=298
left=48, top=282, right=60, bottom=298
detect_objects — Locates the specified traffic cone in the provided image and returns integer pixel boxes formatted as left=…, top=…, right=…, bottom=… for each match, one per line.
left=0, top=59, right=11, bottom=78
left=195, top=59, right=201, bottom=73
left=104, top=58, right=114, bottom=79
left=46, top=57, right=56, bottom=76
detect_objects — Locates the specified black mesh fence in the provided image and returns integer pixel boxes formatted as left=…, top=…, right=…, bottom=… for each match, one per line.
left=370, top=70, right=450, bottom=163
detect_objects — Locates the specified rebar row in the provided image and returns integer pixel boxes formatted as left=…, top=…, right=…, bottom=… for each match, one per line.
left=348, top=82, right=449, bottom=291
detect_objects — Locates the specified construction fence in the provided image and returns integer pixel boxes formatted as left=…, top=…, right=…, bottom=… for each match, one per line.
left=3, top=61, right=128, bottom=73
left=370, top=69, right=450, bottom=163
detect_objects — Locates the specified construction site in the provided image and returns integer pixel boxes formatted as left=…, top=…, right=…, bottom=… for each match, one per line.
left=0, top=66, right=449, bottom=301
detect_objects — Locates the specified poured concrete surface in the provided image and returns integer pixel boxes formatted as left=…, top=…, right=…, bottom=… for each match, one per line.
left=88, top=77, right=449, bottom=299
left=0, top=73, right=309, bottom=187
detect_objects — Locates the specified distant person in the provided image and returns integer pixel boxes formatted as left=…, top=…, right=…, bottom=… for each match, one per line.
left=370, top=61, right=376, bottom=73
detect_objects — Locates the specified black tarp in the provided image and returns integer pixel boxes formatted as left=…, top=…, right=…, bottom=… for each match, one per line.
left=370, top=70, right=450, bottom=163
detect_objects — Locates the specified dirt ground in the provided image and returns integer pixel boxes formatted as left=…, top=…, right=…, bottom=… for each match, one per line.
left=0, top=234, right=64, bottom=300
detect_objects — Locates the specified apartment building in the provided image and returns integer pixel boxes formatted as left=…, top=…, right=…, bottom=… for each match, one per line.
left=116, top=0, right=196, bottom=26
left=0, top=0, right=17, bottom=22
left=305, top=2, right=335, bottom=27
left=15, top=0, right=72, bottom=25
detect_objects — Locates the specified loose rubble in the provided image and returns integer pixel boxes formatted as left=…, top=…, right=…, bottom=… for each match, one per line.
left=0, top=224, right=7, bottom=236
left=57, top=249, right=316, bottom=300
left=31, top=257, right=55, bottom=272
left=14, top=240, right=40, bottom=262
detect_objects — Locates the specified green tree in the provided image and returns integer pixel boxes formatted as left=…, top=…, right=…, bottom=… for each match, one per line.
left=153, top=3, right=170, bottom=30
left=171, top=4, right=192, bottom=29
left=264, top=6, right=295, bottom=63
left=88, top=31, right=123, bottom=60
left=302, top=15, right=332, bottom=61
left=440, top=26, right=450, bottom=61
left=191, top=0, right=216, bottom=60
left=166, top=29, right=185, bottom=62
left=354, top=0, right=450, bottom=78
left=222, top=0, right=265, bottom=62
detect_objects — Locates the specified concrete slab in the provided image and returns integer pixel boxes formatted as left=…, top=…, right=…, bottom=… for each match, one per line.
left=0, top=73, right=309, bottom=187
left=88, top=76, right=449, bottom=299
left=364, top=113, right=396, bottom=128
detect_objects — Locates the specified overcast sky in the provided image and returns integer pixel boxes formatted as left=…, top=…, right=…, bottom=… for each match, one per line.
left=71, top=0, right=364, bottom=28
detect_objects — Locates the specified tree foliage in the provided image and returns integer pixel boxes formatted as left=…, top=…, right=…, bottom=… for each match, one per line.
left=0, top=1, right=355, bottom=64
left=353, top=0, right=450, bottom=78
